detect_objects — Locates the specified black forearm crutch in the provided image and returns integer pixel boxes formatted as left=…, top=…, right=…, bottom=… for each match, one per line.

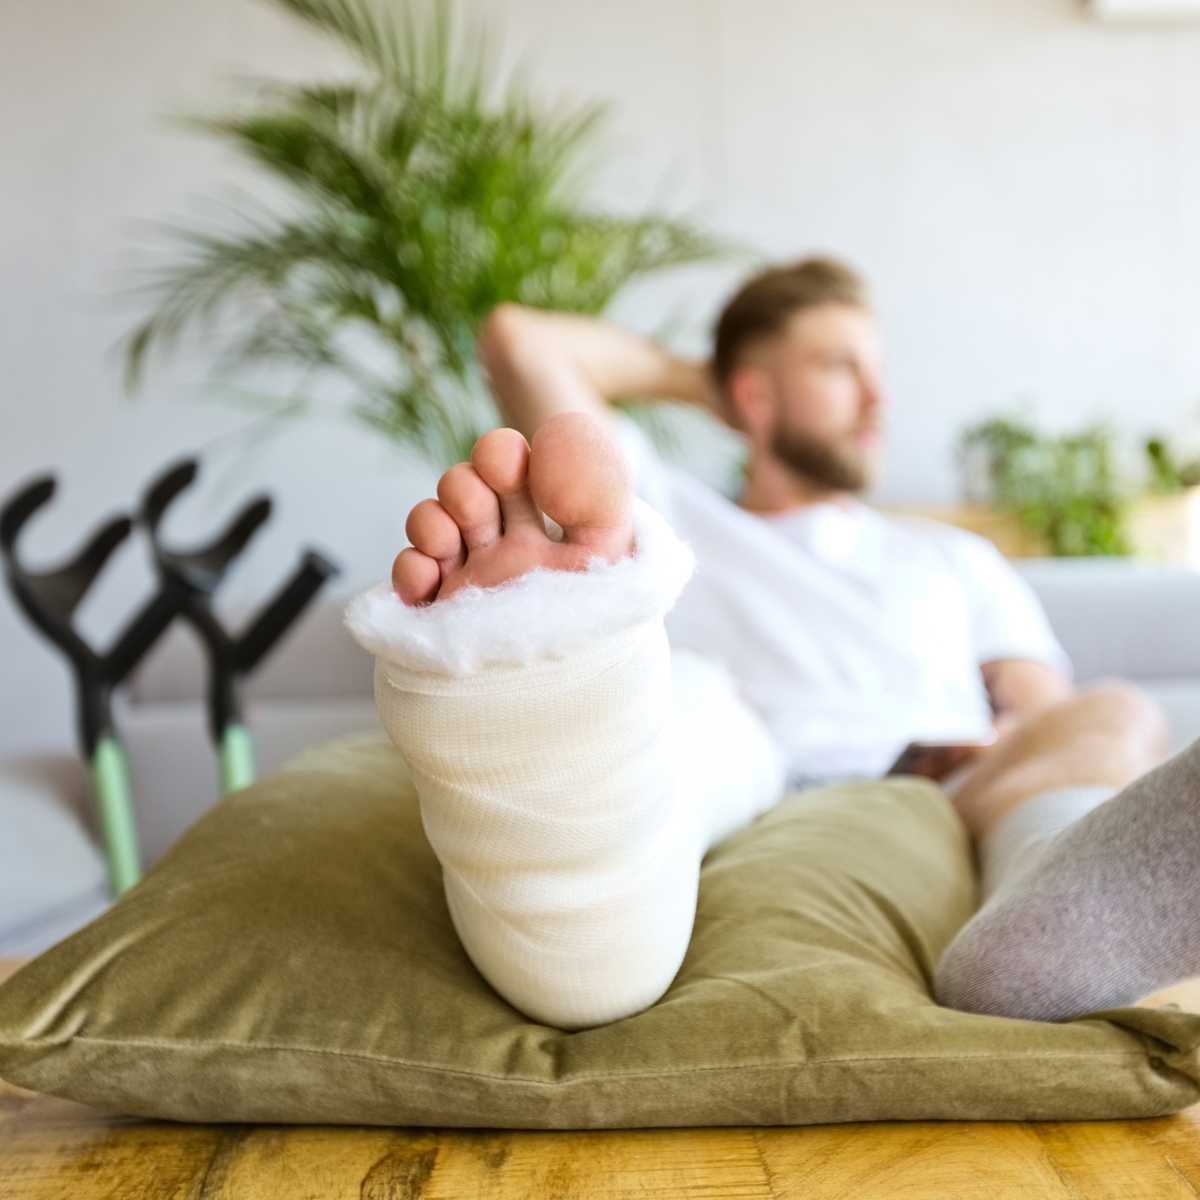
left=140, top=460, right=339, bottom=793
left=1, top=478, right=183, bottom=895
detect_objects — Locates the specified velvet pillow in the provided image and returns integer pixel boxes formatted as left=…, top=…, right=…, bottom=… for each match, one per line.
left=1, top=737, right=1198, bottom=1126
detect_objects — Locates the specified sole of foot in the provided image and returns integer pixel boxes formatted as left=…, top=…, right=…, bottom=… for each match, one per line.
left=392, top=412, right=635, bottom=606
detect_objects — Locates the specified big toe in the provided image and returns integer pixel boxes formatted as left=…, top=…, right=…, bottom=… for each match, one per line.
left=527, top=413, right=634, bottom=558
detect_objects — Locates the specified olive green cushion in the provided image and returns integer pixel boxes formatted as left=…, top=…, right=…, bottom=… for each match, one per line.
left=2, top=737, right=1199, bottom=1127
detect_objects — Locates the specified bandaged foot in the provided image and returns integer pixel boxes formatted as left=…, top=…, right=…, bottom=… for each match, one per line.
left=347, top=415, right=783, bottom=1029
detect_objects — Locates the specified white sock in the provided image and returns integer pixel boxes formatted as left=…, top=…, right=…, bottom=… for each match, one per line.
left=978, top=785, right=1117, bottom=902
left=346, top=502, right=784, bottom=1029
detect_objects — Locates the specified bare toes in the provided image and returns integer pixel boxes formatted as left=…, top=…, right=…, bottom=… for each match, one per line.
left=437, top=463, right=501, bottom=551
left=392, top=547, right=441, bottom=605
left=393, top=419, right=635, bottom=605
left=405, top=498, right=465, bottom=572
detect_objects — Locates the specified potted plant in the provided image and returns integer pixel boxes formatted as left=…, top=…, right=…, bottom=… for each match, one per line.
left=125, top=0, right=721, bottom=466
left=1129, top=436, right=1200, bottom=567
left=959, top=417, right=1131, bottom=557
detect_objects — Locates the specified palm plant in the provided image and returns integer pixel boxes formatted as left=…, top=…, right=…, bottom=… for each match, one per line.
left=125, top=0, right=721, bottom=465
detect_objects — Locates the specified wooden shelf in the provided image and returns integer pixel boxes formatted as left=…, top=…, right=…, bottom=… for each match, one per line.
left=880, top=504, right=1048, bottom=558
left=884, top=493, right=1200, bottom=565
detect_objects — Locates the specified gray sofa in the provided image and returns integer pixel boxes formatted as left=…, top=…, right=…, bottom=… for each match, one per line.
left=0, top=597, right=380, bottom=954
left=1019, top=559, right=1200, bottom=750
left=4, top=558, right=1200, bottom=954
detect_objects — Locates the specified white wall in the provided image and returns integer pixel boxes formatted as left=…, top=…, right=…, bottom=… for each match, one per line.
left=3, top=0, right=1200, bottom=754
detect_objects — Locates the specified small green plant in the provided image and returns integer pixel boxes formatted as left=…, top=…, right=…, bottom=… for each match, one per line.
left=961, top=417, right=1131, bottom=556
left=1145, top=437, right=1200, bottom=493
left=124, top=0, right=722, bottom=465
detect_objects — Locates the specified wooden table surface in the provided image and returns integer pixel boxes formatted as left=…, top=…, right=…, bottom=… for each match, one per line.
left=5, top=958, right=1200, bottom=1199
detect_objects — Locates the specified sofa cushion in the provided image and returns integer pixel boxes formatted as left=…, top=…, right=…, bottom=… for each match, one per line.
left=0, top=755, right=108, bottom=957
left=1, top=737, right=1198, bottom=1127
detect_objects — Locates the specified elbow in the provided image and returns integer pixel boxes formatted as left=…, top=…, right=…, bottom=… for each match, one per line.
left=477, top=303, right=533, bottom=377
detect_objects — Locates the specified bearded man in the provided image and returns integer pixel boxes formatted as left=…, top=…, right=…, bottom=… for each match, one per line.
left=477, top=258, right=1078, bottom=787
left=350, top=258, right=1183, bottom=1031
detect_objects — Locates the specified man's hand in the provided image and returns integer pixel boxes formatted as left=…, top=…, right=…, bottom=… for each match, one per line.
left=900, top=661, right=1075, bottom=789
left=477, top=304, right=723, bottom=441
left=981, top=659, right=1074, bottom=739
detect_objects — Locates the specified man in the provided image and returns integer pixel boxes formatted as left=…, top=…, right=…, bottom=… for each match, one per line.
left=477, top=259, right=1078, bottom=785
left=352, top=258, right=1193, bottom=1031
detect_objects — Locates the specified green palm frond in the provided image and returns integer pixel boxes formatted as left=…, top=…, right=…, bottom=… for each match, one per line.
left=125, top=0, right=724, bottom=465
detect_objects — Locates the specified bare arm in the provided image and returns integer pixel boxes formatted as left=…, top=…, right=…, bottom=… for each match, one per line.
left=909, top=659, right=1073, bottom=782
left=477, top=303, right=722, bottom=441
left=982, top=658, right=1074, bottom=737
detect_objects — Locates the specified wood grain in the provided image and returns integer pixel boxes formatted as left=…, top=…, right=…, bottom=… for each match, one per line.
left=6, top=1107, right=1200, bottom=1200
left=4, top=956, right=1200, bottom=1199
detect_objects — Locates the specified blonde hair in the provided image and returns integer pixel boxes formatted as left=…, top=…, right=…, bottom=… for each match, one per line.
left=712, top=257, right=869, bottom=386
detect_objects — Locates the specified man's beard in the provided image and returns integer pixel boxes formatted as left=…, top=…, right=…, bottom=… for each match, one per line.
left=772, top=422, right=873, bottom=493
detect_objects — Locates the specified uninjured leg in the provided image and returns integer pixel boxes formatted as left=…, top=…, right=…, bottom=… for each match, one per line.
left=935, top=684, right=1193, bottom=1020
left=347, top=414, right=783, bottom=1029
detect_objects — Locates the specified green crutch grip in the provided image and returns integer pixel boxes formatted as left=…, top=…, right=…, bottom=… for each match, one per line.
left=219, top=723, right=256, bottom=794
left=91, top=736, right=142, bottom=896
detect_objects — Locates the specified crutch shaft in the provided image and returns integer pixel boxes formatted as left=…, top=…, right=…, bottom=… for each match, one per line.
left=91, top=736, right=141, bottom=896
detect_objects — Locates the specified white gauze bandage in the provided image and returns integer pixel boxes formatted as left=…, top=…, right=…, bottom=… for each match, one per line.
left=346, top=501, right=783, bottom=1029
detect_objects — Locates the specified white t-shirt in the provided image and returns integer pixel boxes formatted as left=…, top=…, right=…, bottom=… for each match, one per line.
left=616, top=421, right=1070, bottom=785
